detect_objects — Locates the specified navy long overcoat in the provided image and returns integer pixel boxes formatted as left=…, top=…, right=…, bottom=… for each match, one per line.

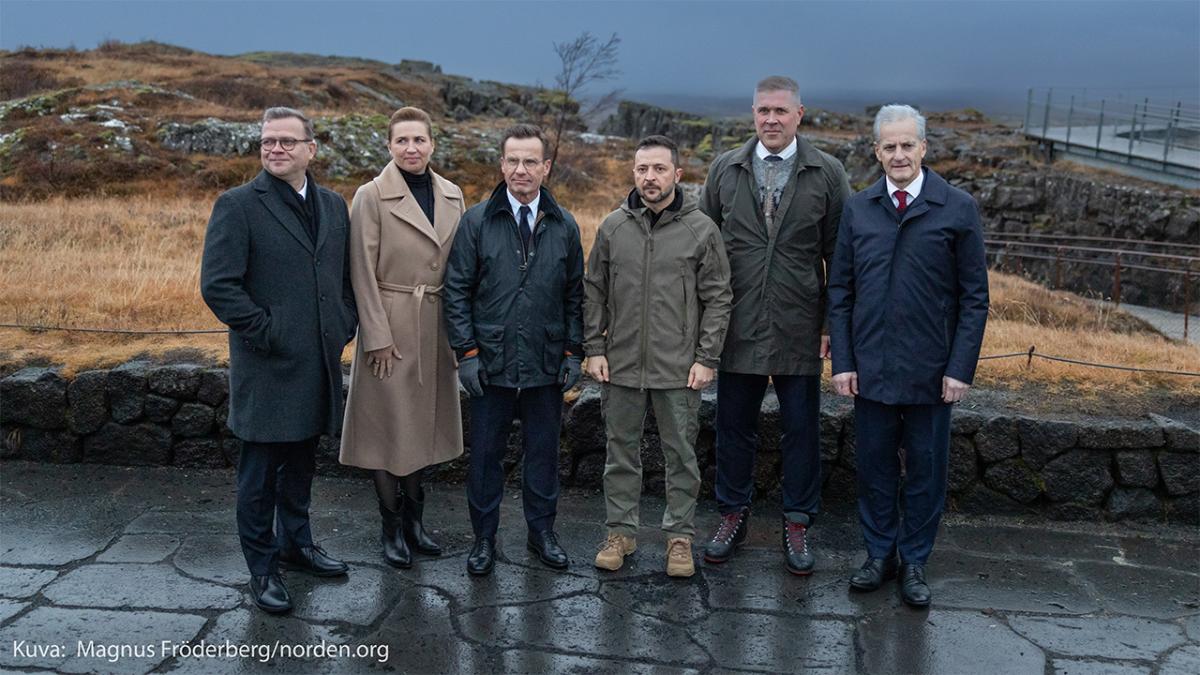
left=827, top=168, right=989, bottom=405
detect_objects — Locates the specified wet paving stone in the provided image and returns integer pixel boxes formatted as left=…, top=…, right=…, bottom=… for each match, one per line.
left=1008, top=615, right=1186, bottom=660
left=939, top=523, right=1123, bottom=563
left=496, top=649, right=702, bottom=674
left=704, top=549, right=890, bottom=618
left=162, top=608, right=354, bottom=674
left=927, top=550, right=1100, bottom=614
left=393, top=555, right=598, bottom=609
left=287, top=566, right=410, bottom=626
left=1115, top=536, right=1200, bottom=575
left=694, top=611, right=855, bottom=672
left=460, top=594, right=707, bottom=665
left=172, top=535, right=248, bottom=585
left=0, top=566, right=58, bottom=599
left=0, top=527, right=115, bottom=566
left=124, top=508, right=235, bottom=535
left=1051, top=658, right=1152, bottom=675
left=858, top=609, right=1045, bottom=674
left=597, top=574, right=711, bottom=625
left=0, top=607, right=206, bottom=673
left=1181, top=613, right=1200, bottom=641
left=1160, top=643, right=1200, bottom=675
left=96, top=534, right=182, bottom=563
left=1075, top=561, right=1200, bottom=619
left=370, top=586, right=494, bottom=672
left=0, top=599, right=27, bottom=624
left=42, top=563, right=241, bottom=610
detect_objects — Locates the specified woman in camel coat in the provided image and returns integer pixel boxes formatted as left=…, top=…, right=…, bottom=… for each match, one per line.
left=340, top=107, right=464, bottom=568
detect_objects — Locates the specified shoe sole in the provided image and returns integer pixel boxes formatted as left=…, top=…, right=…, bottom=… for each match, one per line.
left=467, top=565, right=494, bottom=576
left=383, top=557, right=413, bottom=570
left=250, top=596, right=292, bottom=614
left=667, top=569, right=696, bottom=578
left=527, top=542, right=569, bottom=569
left=786, top=565, right=814, bottom=577
left=902, top=595, right=931, bottom=608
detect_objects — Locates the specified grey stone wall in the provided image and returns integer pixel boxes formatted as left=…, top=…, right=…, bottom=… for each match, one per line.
left=2, top=363, right=1196, bottom=525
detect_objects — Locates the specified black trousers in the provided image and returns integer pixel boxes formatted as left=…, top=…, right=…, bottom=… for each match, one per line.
left=236, top=436, right=318, bottom=576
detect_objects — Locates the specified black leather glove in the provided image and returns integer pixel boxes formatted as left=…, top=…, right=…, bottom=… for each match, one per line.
left=458, top=355, right=487, bottom=397
left=558, top=355, right=582, bottom=392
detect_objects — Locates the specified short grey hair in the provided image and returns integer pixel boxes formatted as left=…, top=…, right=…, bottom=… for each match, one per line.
left=873, top=104, right=926, bottom=141
left=262, top=106, right=314, bottom=140
left=754, top=75, right=802, bottom=105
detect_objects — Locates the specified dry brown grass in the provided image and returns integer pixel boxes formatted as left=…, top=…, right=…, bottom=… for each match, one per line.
left=1, top=194, right=1196, bottom=398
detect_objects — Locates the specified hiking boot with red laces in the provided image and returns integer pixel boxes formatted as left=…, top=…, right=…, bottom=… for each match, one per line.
left=703, top=508, right=749, bottom=563
left=782, top=513, right=815, bottom=575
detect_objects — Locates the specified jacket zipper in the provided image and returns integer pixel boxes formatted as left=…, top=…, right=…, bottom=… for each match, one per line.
left=639, top=217, right=653, bottom=391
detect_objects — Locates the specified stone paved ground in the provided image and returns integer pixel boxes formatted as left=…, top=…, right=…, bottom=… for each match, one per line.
left=0, top=461, right=1197, bottom=674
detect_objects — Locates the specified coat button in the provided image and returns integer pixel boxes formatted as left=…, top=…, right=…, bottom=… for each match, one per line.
left=430, top=262, right=440, bottom=271
left=323, top=330, right=329, bottom=337
left=320, top=294, right=327, bottom=301
left=427, top=295, right=436, bottom=303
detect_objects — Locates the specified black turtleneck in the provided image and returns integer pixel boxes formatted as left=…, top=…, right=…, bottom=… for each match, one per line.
left=400, top=166, right=435, bottom=225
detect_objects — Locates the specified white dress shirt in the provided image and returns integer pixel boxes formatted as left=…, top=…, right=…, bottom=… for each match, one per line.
left=886, top=168, right=924, bottom=209
left=755, top=137, right=798, bottom=161
left=507, top=189, right=540, bottom=233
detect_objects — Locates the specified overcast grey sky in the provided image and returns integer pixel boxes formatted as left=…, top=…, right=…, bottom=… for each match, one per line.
left=2, top=0, right=1197, bottom=114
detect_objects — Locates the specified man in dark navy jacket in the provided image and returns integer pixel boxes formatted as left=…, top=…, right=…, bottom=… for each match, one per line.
left=827, top=104, right=988, bottom=607
left=443, top=124, right=585, bottom=576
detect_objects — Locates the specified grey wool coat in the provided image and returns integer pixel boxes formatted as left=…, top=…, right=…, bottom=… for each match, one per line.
left=339, top=163, right=465, bottom=476
left=201, top=170, right=358, bottom=443
left=701, top=135, right=850, bottom=376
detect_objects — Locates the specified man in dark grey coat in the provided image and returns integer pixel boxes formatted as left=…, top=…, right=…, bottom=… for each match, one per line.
left=828, top=104, right=988, bottom=607
left=201, top=107, right=358, bottom=614
left=700, top=76, right=850, bottom=575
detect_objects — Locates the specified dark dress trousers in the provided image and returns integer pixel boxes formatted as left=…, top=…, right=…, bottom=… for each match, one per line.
left=827, top=167, right=988, bottom=564
left=201, top=170, right=358, bottom=575
left=443, top=182, right=584, bottom=539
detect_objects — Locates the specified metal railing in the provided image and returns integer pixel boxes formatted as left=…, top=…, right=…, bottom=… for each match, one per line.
left=1022, top=87, right=1200, bottom=180
left=985, top=232, right=1199, bottom=339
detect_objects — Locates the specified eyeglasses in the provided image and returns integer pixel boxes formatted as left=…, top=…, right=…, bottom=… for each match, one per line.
left=503, top=157, right=545, bottom=171
left=259, top=137, right=312, bottom=151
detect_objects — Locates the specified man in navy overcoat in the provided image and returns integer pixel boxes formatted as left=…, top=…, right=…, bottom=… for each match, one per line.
left=201, top=107, right=358, bottom=613
left=827, top=104, right=988, bottom=607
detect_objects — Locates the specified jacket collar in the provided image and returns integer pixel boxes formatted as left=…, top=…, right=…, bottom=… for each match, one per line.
left=253, top=169, right=320, bottom=253
left=866, top=167, right=948, bottom=225
left=483, top=180, right=564, bottom=221
left=372, top=161, right=462, bottom=246
left=734, top=134, right=824, bottom=171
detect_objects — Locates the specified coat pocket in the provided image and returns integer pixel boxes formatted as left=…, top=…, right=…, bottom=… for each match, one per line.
left=543, top=324, right=565, bottom=375
left=476, top=323, right=506, bottom=375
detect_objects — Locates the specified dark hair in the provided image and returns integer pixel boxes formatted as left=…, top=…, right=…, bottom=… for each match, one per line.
left=499, top=123, right=550, bottom=159
left=635, top=134, right=679, bottom=167
left=262, top=106, right=314, bottom=139
left=387, top=106, right=434, bottom=140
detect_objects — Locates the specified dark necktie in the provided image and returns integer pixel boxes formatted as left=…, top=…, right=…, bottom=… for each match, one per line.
left=518, top=205, right=532, bottom=251
left=896, top=190, right=909, bottom=213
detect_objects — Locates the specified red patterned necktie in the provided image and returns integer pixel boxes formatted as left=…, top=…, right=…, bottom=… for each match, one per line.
left=896, top=190, right=908, bottom=213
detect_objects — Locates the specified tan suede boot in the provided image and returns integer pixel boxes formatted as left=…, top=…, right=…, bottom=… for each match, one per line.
left=666, top=537, right=695, bottom=578
left=594, top=533, right=637, bottom=571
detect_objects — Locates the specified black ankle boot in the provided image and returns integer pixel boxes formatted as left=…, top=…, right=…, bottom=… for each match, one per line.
left=401, top=484, right=443, bottom=556
left=379, top=501, right=412, bottom=568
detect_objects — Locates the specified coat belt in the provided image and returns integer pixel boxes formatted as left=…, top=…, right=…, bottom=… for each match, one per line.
left=377, top=282, right=443, bottom=385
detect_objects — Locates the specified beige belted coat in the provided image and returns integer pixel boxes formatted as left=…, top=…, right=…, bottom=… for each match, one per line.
left=339, top=162, right=465, bottom=476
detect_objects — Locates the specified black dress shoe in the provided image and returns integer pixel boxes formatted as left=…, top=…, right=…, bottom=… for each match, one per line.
left=849, top=555, right=898, bottom=591
left=900, top=563, right=931, bottom=607
left=703, top=507, right=749, bottom=563
left=467, top=537, right=495, bottom=576
left=782, top=514, right=815, bottom=576
left=526, top=530, right=569, bottom=569
left=379, top=502, right=412, bottom=568
left=278, top=545, right=349, bottom=578
left=248, top=574, right=292, bottom=614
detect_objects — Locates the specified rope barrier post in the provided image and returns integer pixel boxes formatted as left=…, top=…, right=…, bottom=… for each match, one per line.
left=1113, top=252, right=1122, bottom=307
left=1026, top=345, right=1036, bottom=369
left=1054, top=246, right=1063, bottom=289
left=1185, top=270, right=1192, bottom=341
